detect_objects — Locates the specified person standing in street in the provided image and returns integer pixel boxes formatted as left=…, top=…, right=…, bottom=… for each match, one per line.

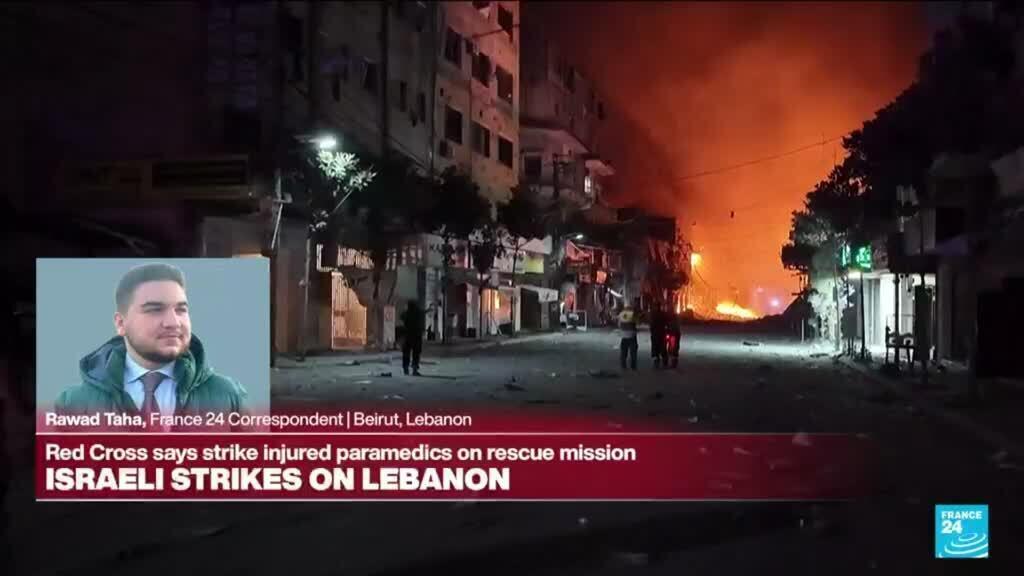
left=401, top=301, right=425, bottom=376
left=650, top=300, right=668, bottom=368
left=618, top=299, right=639, bottom=370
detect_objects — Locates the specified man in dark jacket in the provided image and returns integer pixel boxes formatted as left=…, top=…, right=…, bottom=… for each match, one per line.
left=649, top=301, right=668, bottom=368
left=400, top=300, right=425, bottom=375
left=54, top=263, right=247, bottom=431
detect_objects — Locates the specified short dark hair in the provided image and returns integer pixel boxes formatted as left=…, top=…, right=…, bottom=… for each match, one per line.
left=115, top=263, right=187, bottom=312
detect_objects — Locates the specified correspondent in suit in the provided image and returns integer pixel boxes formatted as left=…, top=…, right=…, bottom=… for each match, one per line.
left=55, top=263, right=247, bottom=430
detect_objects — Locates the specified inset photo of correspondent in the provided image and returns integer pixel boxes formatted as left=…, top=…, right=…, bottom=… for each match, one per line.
left=41, top=261, right=268, bottom=431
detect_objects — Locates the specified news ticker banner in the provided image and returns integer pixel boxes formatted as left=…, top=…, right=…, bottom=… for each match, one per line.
left=37, top=432, right=873, bottom=500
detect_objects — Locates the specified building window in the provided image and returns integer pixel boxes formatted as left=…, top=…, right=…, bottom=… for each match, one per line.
left=498, top=5, right=514, bottom=40
left=524, top=155, right=541, bottom=181
left=472, top=122, right=491, bottom=157
left=498, top=136, right=514, bottom=168
left=417, top=92, right=427, bottom=121
left=473, top=52, right=492, bottom=86
left=398, top=81, right=408, bottom=111
left=445, top=106, right=463, bottom=144
left=444, top=27, right=463, bottom=68
left=496, top=65, right=513, bottom=104
left=362, top=59, right=378, bottom=94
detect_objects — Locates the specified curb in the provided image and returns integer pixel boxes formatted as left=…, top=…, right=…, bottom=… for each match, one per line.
left=840, top=357, right=1024, bottom=461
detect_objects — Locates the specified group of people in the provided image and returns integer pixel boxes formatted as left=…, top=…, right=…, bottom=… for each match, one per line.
left=617, top=299, right=681, bottom=370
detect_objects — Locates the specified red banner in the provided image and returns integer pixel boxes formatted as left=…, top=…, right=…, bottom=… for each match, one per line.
left=36, top=433, right=873, bottom=501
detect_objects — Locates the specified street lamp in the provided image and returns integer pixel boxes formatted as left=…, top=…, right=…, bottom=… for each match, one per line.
left=574, top=233, right=585, bottom=241
left=690, top=252, right=702, bottom=268
left=314, top=135, right=338, bottom=150
left=295, top=133, right=339, bottom=151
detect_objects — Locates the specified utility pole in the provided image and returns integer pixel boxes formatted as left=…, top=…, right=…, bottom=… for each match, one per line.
left=299, top=0, right=321, bottom=361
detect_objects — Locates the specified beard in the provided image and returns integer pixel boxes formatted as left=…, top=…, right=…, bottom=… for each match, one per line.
left=124, top=331, right=190, bottom=365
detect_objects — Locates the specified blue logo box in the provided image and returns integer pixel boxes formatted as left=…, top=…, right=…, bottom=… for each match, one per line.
left=935, top=504, right=988, bottom=559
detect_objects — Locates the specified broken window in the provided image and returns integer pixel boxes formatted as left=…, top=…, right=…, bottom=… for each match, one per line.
left=496, top=65, right=513, bottom=104
left=473, top=52, right=492, bottom=86
left=498, top=5, right=514, bottom=40
left=498, top=136, right=514, bottom=168
left=472, top=121, right=491, bottom=157
left=444, top=27, right=463, bottom=68
left=445, top=106, right=463, bottom=144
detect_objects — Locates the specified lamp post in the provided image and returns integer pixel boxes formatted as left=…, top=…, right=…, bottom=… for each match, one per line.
left=296, top=132, right=344, bottom=361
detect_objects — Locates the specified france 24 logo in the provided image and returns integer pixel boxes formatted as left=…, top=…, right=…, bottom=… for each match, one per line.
left=935, top=504, right=988, bottom=559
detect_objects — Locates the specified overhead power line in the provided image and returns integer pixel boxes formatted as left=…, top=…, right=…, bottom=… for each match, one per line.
left=673, top=135, right=845, bottom=182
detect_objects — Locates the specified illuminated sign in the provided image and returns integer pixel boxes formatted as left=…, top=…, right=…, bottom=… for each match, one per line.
left=840, top=244, right=872, bottom=271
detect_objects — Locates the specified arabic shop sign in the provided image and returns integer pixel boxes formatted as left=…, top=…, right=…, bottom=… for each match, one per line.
left=840, top=244, right=872, bottom=271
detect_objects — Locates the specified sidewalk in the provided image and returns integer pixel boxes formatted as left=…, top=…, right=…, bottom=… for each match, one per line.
left=275, top=330, right=571, bottom=369
left=840, top=354, right=1024, bottom=463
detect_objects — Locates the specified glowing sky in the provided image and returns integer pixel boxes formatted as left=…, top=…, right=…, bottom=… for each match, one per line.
left=530, top=1, right=929, bottom=314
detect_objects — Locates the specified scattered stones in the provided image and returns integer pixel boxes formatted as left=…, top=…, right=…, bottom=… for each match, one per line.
left=589, top=369, right=620, bottom=379
left=376, top=372, right=393, bottom=378
left=504, top=383, right=526, bottom=392
left=742, top=341, right=762, bottom=347
left=355, top=380, right=372, bottom=385
left=380, top=394, right=405, bottom=401
left=687, top=416, right=699, bottom=424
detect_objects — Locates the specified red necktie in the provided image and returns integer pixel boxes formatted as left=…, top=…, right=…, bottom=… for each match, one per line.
left=141, top=371, right=165, bottom=428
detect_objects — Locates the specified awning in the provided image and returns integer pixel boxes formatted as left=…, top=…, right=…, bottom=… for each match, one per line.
left=520, top=284, right=559, bottom=303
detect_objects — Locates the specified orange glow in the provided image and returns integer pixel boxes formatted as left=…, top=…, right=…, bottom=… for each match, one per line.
left=690, top=252, right=702, bottom=268
left=715, top=301, right=759, bottom=320
left=534, top=3, right=927, bottom=308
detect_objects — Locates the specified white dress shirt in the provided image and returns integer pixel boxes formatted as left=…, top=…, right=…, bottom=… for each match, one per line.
left=124, top=354, right=178, bottom=431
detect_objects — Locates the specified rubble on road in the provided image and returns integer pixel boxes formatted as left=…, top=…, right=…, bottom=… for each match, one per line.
left=504, top=383, right=526, bottom=392
left=742, top=341, right=762, bottom=347
left=589, top=369, right=620, bottom=379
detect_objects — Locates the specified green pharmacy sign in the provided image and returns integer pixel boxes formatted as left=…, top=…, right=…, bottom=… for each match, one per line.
left=840, top=244, right=872, bottom=271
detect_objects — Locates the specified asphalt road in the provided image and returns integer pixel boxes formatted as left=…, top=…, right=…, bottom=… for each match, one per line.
left=9, top=326, right=1022, bottom=575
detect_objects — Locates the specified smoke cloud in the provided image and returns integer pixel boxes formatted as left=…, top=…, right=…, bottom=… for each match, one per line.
left=531, top=1, right=928, bottom=313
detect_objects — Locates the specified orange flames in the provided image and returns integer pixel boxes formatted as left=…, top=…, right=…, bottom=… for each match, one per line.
left=715, top=301, right=759, bottom=320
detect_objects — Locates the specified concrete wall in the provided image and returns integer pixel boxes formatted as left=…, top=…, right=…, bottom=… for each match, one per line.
left=201, top=215, right=310, bottom=355
left=436, top=1, right=520, bottom=207
left=315, top=2, right=436, bottom=167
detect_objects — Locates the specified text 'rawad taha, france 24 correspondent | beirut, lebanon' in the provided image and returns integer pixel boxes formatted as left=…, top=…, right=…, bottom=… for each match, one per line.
left=35, top=258, right=270, bottom=433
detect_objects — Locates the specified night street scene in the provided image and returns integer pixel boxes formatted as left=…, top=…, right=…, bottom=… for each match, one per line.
left=3, top=1, right=1024, bottom=574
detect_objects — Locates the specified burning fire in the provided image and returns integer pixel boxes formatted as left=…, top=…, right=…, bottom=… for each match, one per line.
left=715, top=301, right=759, bottom=320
